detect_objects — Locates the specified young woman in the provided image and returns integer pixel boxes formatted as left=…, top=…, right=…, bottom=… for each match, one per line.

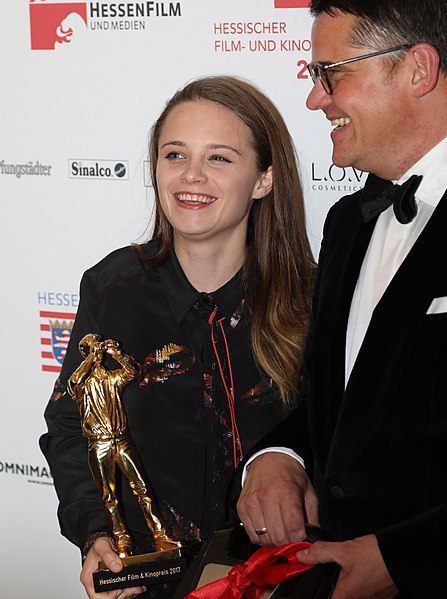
left=40, top=75, right=315, bottom=599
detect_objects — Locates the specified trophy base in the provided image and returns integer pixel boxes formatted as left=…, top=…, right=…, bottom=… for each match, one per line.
left=93, top=545, right=201, bottom=593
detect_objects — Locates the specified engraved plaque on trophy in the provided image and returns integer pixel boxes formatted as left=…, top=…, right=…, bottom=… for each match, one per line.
left=68, top=334, right=199, bottom=592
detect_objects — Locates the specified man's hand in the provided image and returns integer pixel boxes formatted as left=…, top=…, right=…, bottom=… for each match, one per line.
left=296, top=534, right=399, bottom=599
left=236, top=452, right=319, bottom=546
left=81, top=536, right=147, bottom=599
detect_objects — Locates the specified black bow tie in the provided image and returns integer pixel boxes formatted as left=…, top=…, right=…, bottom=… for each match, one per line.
left=361, top=173, right=423, bottom=224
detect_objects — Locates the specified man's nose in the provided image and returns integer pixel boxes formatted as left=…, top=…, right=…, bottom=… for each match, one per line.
left=306, top=79, right=331, bottom=111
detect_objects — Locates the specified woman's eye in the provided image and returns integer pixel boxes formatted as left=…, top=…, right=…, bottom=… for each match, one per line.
left=165, top=151, right=184, bottom=160
left=210, top=155, right=231, bottom=163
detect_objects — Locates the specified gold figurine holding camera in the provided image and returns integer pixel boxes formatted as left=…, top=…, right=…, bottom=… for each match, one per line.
left=68, top=333, right=180, bottom=558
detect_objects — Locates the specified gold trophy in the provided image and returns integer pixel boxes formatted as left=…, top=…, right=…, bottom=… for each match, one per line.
left=68, top=334, right=198, bottom=593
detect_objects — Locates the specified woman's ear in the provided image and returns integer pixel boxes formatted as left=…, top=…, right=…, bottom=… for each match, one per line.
left=252, top=165, right=273, bottom=199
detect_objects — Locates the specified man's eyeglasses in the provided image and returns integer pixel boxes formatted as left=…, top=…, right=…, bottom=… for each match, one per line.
left=307, top=44, right=412, bottom=95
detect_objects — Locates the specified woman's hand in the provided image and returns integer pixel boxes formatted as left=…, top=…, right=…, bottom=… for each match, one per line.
left=81, top=536, right=147, bottom=599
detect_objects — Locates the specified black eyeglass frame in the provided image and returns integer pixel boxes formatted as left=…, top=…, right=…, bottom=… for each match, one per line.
left=307, top=44, right=412, bottom=95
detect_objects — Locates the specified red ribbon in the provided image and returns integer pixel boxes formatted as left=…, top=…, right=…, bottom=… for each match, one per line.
left=184, top=541, right=313, bottom=599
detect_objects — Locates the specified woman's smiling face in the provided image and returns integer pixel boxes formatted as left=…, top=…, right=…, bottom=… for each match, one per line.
left=156, top=99, right=271, bottom=248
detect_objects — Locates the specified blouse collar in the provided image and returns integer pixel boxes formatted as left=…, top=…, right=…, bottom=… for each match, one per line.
left=158, top=247, right=244, bottom=325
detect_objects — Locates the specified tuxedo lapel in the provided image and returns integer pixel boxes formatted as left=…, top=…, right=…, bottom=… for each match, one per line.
left=325, top=190, right=447, bottom=478
left=309, top=197, right=376, bottom=473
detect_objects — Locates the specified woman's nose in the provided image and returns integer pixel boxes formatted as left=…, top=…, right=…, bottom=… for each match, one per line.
left=181, top=160, right=207, bottom=183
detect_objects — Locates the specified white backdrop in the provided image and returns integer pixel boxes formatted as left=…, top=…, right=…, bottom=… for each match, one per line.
left=0, top=1, right=367, bottom=596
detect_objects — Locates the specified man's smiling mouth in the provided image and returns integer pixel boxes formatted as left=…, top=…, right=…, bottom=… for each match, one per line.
left=331, top=117, right=352, bottom=128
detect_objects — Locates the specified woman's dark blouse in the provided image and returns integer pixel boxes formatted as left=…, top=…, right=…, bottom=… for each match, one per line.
left=40, top=241, right=288, bottom=588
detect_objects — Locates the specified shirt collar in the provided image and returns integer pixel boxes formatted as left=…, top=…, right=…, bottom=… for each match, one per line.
left=158, top=247, right=244, bottom=325
left=396, top=136, right=447, bottom=207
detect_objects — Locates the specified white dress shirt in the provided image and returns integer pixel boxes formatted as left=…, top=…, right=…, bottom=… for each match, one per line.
left=242, top=136, right=447, bottom=483
left=346, top=136, right=447, bottom=383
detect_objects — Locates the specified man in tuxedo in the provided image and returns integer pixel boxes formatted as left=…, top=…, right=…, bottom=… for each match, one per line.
left=236, top=1, right=447, bottom=598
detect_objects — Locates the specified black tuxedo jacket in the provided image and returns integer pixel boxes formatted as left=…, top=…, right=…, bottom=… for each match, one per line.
left=249, top=184, right=447, bottom=597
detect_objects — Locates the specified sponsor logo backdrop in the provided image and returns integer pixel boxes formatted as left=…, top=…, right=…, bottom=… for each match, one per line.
left=1, top=1, right=361, bottom=596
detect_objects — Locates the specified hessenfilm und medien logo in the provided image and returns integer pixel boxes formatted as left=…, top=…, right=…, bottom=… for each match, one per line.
left=69, top=159, right=129, bottom=180
left=29, top=0, right=182, bottom=50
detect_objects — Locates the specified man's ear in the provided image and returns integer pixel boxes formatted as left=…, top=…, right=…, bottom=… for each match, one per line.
left=409, top=43, right=440, bottom=96
left=252, top=165, right=273, bottom=200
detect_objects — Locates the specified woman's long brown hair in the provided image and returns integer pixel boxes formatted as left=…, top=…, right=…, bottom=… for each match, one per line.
left=139, top=75, right=315, bottom=406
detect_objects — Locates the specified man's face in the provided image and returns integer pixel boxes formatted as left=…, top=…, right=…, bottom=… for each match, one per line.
left=306, top=10, right=412, bottom=179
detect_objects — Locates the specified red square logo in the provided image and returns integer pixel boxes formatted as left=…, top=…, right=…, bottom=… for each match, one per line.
left=29, top=1, right=87, bottom=50
left=274, top=0, right=310, bottom=7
